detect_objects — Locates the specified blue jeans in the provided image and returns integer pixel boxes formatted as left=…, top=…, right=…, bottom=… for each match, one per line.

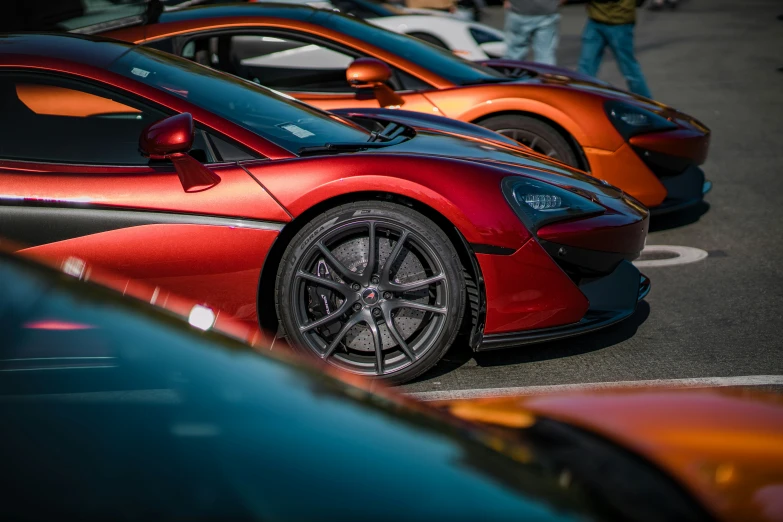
left=577, top=19, right=652, bottom=98
left=503, top=11, right=560, bottom=66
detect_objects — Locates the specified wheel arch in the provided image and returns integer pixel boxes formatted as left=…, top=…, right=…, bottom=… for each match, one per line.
left=257, top=191, right=486, bottom=347
left=473, top=110, right=591, bottom=172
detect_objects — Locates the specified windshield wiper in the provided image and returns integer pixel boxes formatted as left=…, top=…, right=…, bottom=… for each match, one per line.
left=298, top=134, right=407, bottom=156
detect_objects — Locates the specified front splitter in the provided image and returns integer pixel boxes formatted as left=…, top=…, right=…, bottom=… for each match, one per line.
left=477, top=260, right=648, bottom=352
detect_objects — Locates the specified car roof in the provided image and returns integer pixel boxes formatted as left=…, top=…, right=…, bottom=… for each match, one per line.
left=0, top=32, right=134, bottom=69
left=157, top=2, right=319, bottom=24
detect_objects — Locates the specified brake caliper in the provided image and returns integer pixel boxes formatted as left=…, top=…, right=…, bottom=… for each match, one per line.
left=308, top=259, right=342, bottom=336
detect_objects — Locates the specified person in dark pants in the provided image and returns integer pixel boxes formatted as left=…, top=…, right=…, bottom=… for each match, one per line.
left=577, top=0, right=652, bottom=98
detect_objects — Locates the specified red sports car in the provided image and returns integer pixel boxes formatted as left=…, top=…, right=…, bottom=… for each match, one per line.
left=0, top=33, right=650, bottom=383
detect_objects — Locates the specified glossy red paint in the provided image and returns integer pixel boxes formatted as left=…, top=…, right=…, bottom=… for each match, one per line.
left=479, top=239, right=589, bottom=334
left=537, top=212, right=650, bottom=255
left=12, top=246, right=267, bottom=347
left=629, top=128, right=711, bottom=164
left=0, top=161, right=288, bottom=222
left=0, top=34, right=650, bottom=372
left=246, top=155, right=532, bottom=249
left=20, top=225, right=278, bottom=327
left=140, top=112, right=195, bottom=157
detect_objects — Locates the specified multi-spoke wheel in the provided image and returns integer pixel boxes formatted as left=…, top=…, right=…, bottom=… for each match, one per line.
left=480, top=115, right=579, bottom=167
left=276, top=201, right=465, bottom=384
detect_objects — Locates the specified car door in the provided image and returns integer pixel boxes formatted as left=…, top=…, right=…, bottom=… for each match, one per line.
left=156, top=28, right=439, bottom=112
left=0, top=70, right=287, bottom=327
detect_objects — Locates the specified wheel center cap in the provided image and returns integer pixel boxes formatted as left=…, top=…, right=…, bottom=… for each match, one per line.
left=361, top=288, right=379, bottom=306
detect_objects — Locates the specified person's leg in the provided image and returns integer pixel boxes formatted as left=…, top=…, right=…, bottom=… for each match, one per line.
left=530, top=13, right=560, bottom=65
left=577, top=19, right=607, bottom=77
left=503, top=11, right=533, bottom=60
left=605, top=23, right=653, bottom=98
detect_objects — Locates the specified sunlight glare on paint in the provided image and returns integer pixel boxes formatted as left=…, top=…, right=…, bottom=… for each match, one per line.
left=188, top=305, right=216, bottom=331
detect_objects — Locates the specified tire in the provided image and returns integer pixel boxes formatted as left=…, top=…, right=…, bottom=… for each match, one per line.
left=480, top=115, right=579, bottom=167
left=407, top=32, right=449, bottom=50
left=275, top=201, right=465, bottom=385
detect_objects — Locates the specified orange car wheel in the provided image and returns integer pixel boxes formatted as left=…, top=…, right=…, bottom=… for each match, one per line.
left=481, top=115, right=579, bottom=167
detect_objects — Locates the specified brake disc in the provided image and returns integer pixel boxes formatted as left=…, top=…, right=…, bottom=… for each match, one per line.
left=331, top=236, right=428, bottom=353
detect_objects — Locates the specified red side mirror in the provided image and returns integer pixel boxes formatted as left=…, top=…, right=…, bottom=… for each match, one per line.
left=346, top=58, right=405, bottom=109
left=140, top=113, right=220, bottom=193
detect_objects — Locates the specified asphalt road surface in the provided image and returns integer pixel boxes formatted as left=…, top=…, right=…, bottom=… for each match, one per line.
left=399, top=0, right=783, bottom=396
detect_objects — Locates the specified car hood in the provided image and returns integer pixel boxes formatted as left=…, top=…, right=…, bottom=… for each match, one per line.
left=437, top=389, right=783, bottom=522
left=480, top=59, right=709, bottom=130
left=480, top=58, right=615, bottom=87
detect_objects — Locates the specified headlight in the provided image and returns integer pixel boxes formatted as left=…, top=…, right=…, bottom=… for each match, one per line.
left=605, top=100, right=677, bottom=140
left=502, top=177, right=605, bottom=231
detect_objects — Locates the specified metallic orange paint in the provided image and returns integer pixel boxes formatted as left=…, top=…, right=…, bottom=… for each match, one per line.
left=438, top=389, right=783, bottom=522
left=16, top=83, right=140, bottom=117
left=104, top=8, right=710, bottom=208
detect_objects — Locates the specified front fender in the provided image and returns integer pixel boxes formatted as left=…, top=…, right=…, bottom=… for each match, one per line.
left=244, top=154, right=531, bottom=251
left=428, top=89, right=625, bottom=152
left=459, top=96, right=597, bottom=147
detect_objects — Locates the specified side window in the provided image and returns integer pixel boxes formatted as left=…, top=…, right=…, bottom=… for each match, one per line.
left=175, top=31, right=431, bottom=93
left=0, top=73, right=169, bottom=165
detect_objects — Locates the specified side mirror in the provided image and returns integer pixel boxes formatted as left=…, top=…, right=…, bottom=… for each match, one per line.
left=345, top=58, right=405, bottom=109
left=140, top=113, right=221, bottom=193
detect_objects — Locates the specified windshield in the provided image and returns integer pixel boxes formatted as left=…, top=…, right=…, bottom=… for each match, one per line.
left=315, top=11, right=508, bottom=85
left=108, top=46, right=369, bottom=153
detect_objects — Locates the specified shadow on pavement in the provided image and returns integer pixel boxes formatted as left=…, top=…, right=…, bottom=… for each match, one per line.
left=649, top=201, right=710, bottom=232
left=410, top=300, right=651, bottom=383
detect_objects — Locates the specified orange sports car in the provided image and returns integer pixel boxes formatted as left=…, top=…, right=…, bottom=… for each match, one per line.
left=439, top=388, right=783, bottom=522
left=105, top=3, right=712, bottom=213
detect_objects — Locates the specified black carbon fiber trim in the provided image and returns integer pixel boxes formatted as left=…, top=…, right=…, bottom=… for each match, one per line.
left=470, top=243, right=515, bottom=255
left=0, top=204, right=284, bottom=247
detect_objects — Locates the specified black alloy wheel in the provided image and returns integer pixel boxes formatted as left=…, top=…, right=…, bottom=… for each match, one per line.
left=276, top=202, right=465, bottom=384
left=480, top=114, right=579, bottom=167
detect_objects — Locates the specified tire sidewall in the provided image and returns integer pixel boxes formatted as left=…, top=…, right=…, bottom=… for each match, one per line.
left=480, top=114, right=578, bottom=167
left=275, top=201, right=465, bottom=385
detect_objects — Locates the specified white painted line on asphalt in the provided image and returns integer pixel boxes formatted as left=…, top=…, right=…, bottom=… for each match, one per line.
left=406, top=375, right=783, bottom=401
left=633, top=245, right=709, bottom=268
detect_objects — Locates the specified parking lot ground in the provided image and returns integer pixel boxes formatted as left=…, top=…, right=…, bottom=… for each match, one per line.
left=398, top=0, right=783, bottom=395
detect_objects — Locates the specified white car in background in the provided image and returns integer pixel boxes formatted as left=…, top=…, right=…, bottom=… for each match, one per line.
left=252, top=0, right=507, bottom=60
left=370, top=13, right=506, bottom=60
